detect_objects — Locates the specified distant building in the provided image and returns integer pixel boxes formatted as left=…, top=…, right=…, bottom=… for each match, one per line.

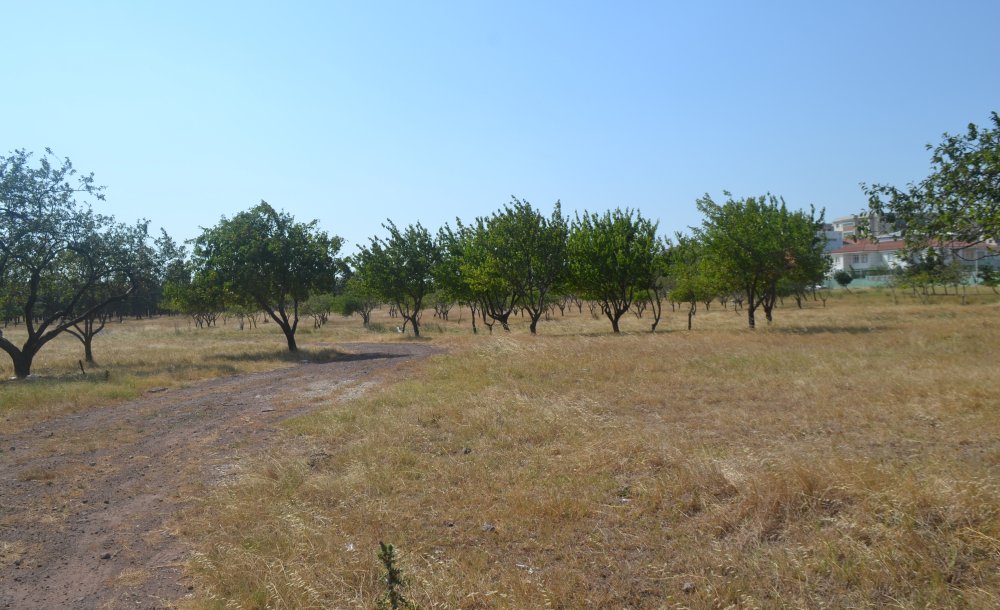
left=820, top=223, right=843, bottom=253
left=829, top=213, right=891, bottom=240
left=830, top=238, right=999, bottom=281
left=829, top=239, right=907, bottom=276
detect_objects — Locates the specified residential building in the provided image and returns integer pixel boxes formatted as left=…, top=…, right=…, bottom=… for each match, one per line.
left=829, top=213, right=891, bottom=240
left=830, top=238, right=999, bottom=280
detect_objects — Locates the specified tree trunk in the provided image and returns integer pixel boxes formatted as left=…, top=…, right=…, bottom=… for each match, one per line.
left=83, top=336, right=94, bottom=363
left=648, top=289, right=664, bottom=333
left=746, top=286, right=758, bottom=329
left=283, top=327, right=298, bottom=351
left=608, top=305, right=627, bottom=333
left=68, top=315, right=107, bottom=364
left=11, top=351, right=34, bottom=379
left=528, top=312, right=542, bottom=335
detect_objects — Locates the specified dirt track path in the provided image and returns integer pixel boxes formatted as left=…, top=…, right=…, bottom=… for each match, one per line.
left=0, top=342, right=439, bottom=610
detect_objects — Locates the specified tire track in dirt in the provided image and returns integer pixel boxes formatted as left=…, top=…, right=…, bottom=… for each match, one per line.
left=0, top=342, right=439, bottom=609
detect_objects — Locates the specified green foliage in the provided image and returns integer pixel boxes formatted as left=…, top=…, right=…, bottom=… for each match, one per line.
left=833, top=269, right=854, bottom=288
left=300, top=292, right=336, bottom=328
left=163, top=264, right=226, bottom=327
left=0, top=149, right=153, bottom=377
left=376, top=542, right=420, bottom=610
left=337, top=274, right=380, bottom=326
left=863, top=111, right=1000, bottom=256
left=567, top=208, right=663, bottom=333
left=458, top=198, right=568, bottom=333
left=192, top=201, right=343, bottom=351
left=434, top=224, right=474, bottom=306
left=667, top=234, right=719, bottom=329
left=895, top=248, right=970, bottom=296
left=695, top=192, right=827, bottom=328
left=355, top=221, right=439, bottom=337
left=979, top=266, right=1000, bottom=293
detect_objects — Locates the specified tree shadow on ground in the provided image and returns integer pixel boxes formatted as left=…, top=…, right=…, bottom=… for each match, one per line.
left=215, top=347, right=406, bottom=365
left=770, top=325, right=891, bottom=335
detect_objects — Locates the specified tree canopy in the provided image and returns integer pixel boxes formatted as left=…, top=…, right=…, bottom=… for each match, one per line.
left=192, top=201, right=343, bottom=351
left=0, top=149, right=153, bottom=377
left=457, top=198, right=568, bottom=334
left=355, top=221, right=440, bottom=337
left=667, top=233, right=718, bottom=330
left=695, top=192, right=827, bottom=329
left=863, top=111, right=1000, bottom=258
left=567, top=208, right=662, bottom=333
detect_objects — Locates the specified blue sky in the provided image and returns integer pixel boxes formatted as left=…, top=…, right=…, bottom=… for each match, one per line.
left=5, top=1, right=999, bottom=254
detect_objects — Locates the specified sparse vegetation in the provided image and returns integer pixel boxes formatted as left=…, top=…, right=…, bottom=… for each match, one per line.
left=4, top=116, right=999, bottom=606
left=162, top=293, right=1000, bottom=609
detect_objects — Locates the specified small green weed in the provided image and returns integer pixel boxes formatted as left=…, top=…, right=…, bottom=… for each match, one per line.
left=376, top=542, right=420, bottom=610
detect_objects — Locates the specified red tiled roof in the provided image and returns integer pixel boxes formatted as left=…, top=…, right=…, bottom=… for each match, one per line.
left=830, top=239, right=906, bottom=254
left=830, top=238, right=989, bottom=255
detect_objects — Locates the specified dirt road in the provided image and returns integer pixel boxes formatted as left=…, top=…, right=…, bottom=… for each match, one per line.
left=0, top=342, right=438, bottom=609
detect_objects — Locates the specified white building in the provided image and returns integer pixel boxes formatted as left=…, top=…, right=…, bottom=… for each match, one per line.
left=829, top=239, right=906, bottom=276
left=829, top=213, right=890, bottom=240
left=830, top=239, right=998, bottom=278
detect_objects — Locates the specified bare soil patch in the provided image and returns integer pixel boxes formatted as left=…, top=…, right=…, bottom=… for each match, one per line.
left=0, top=342, right=438, bottom=609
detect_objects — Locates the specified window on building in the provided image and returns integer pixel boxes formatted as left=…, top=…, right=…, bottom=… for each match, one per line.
left=852, top=254, right=860, bottom=264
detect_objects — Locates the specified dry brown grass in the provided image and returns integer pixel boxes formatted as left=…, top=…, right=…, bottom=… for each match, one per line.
left=165, top=291, right=1000, bottom=609
left=0, top=312, right=404, bottom=433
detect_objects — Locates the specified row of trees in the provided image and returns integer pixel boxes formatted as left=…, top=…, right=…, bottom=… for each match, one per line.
left=0, top=149, right=829, bottom=377
left=7, top=110, right=994, bottom=377
left=349, top=195, right=828, bottom=337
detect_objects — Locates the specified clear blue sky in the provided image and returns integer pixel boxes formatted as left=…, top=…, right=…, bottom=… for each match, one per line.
left=5, top=1, right=999, bottom=254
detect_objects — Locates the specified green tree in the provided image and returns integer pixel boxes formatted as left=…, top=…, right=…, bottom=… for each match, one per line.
left=644, top=238, right=671, bottom=332
left=0, top=149, right=152, bottom=378
left=300, top=292, right=336, bottom=328
left=457, top=216, right=518, bottom=332
left=695, top=192, right=827, bottom=329
left=460, top=198, right=568, bottom=334
left=863, top=112, right=1000, bottom=257
left=337, top=274, right=380, bottom=327
left=163, top=263, right=227, bottom=328
left=667, top=234, right=717, bottom=330
left=435, top=223, right=481, bottom=333
left=833, top=269, right=854, bottom=289
left=567, top=208, right=661, bottom=333
left=978, top=266, right=999, bottom=294
left=192, top=201, right=343, bottom=351
left=355, top=221, right=440, bottom=337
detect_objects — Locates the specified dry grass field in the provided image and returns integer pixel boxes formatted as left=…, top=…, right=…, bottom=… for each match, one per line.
left=0, top=314, right=392, bottom=433
left=3, top=289, right=999, bottom=608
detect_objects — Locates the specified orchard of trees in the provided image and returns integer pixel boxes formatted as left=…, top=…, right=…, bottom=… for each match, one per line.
left=2, top=110, right=995, bottom=377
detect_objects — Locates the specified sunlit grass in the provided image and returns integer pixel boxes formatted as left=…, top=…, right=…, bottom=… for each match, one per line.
left=0, top=311, right=415, bottom=431
left=171, top=290, right=1000, bottom=608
